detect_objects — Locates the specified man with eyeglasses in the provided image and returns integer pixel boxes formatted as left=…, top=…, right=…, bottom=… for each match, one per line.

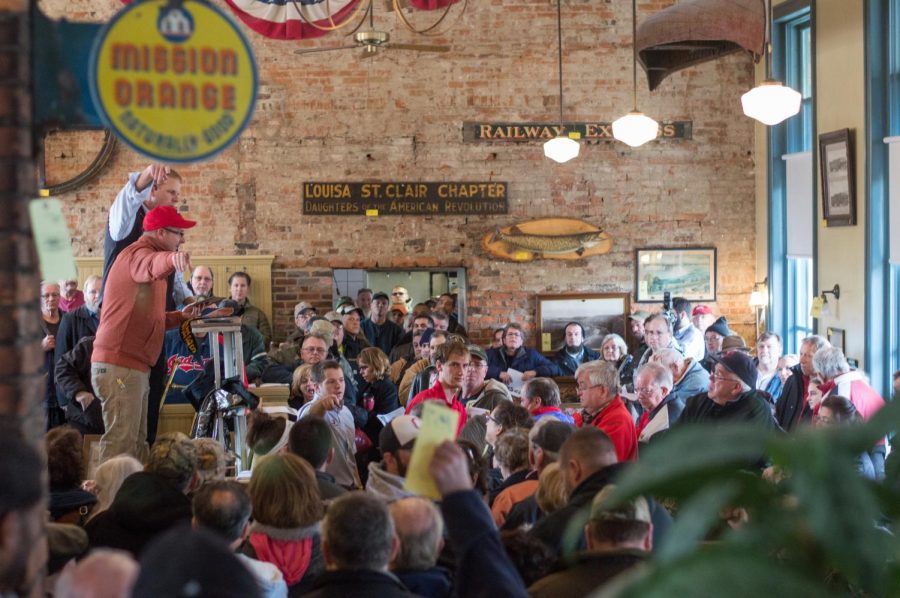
left=679, top=351, right=777, bottom=428
left=92, top=206, right=203, bottom=462
left=391, top=286, right=412, bottom=309
left=405, top=341, right=470, bottom=436
left=458, top=345, right=512, bottom=452
left=635, top=314, right=683, bottom=370
left=633, top=362, right=682, bottom=445
left=573, top=361, right=637, bottom=462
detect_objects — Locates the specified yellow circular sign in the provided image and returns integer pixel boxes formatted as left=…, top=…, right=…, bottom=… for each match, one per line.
left=91, top=0, right=257, bottom=163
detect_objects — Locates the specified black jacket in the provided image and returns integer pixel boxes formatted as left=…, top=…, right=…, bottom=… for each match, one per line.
left=55, top=305, right=99, bottom=370
left=775, top=365, right=811, bottom=431
left=553, top=346, right=601, bottom=376
left=394, top=567, right=452, bottom=598
left=54, top=336, right=104, bottom=435
left=528, top=549, right=647, bottom=597
left=679, top=389, right=777, bottom=428
left=304, top=569, right=418, bottom=598
left=354, top=377, right=401, bottom=444
left=85, top=471, right=191, bottom=556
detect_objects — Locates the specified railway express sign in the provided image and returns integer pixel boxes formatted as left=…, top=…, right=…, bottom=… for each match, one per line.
left=90, top=0, right=257, bottom=163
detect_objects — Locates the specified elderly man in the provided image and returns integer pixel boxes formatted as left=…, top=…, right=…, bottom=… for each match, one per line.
left=406, top=341, right=470, bottom=435
left=188, top=265, right=214, bottom=299
left=756, top=332, right=785, bottom=401
left=521, top=377, right=573, bottom=424
left=487, top=323, right=559, bottom=384
left=652, top=347, right=710, bottom=405
left=341, top=307, right=370, bottom=361
left=528, top=485, right=651, bottom=598
left=636, top=314, right=682, bottom=369
left=671, top=297, right=705, bottom=362
left=369, top=291, right=405, bottom=355
left=91, top=206, right=198, bottom=462
left=59, top=277, right=84, bottom=312
left=679, top=351, right=776, bottom=427
left=55, top=274, right=101, bottom=367
left=554, top=322, right=600, bottom=376
left=691, top=305, right=716, bottom=334
left=388, top=498, right=451, bottom=597
left=775, top=335, right=830, bottom=431
left=633, top=362, right=681, bottom=444
left=366, top=415, right=421, bottom=502
left=228, top=272, right=272, bottom=346
left=573, top=361, right=637, bottom=462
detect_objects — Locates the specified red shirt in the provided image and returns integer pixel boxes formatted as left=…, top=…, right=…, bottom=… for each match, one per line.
left=406, top=379, right=467, bottom=436
left=573, top=396, right=638, bottom=462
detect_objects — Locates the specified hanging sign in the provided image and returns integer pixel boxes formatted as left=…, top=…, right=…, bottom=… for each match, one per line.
left=90, top=0, right=257, bottom=163
left=303, top=182, right=509, bottom=216
left=462, top=121, right=692, bottom=143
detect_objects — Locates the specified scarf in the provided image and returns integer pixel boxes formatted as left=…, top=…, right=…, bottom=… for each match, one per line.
left=249, top=531, right=313, bottom=586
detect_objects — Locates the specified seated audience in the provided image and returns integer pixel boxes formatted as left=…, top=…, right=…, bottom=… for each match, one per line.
left=573, top=361, right=638, bottom=462
left=756, top=332, right=785, bottom=400
left=367, top=415, right=421, bottom=502
left=244, top=453, right=325, bottom=594
left=636, top=314, right=682, bottom=370
left=46, top=426, right=97, bottom=524
left=309, top=493, right=418, bottom=597
left=701, top=316, right=731, bottom=371
left=247, top=410, right=293, bottom=466
left=487, top=323, right=559, bottom=383
left=485, top=401, right=534, bottom=483
left=652, top=347, right=710, bottom=405
left=490, top=429, right=532, bottom=518
left=501, top=421, right=574, bottom=531
left=633, top=362, right=682, bottom=444
left=289, top=416, right=348, bottom=502
left=193, top=438, right=227, bottom=484
left=229, top=271, right=272, bottom=346
left=534, top=463, right=568, bottom=519
left=520, top=377, right=574, bottom=424
left=490, top=327, right=504, bottom=349
left=776, top=335, right=830, bottom=431
left=679, top=351, right=777, bottom=428
left=458, top=344, right=512, bottom=452
left=289, top=363, right=315, bottom=410
left=54, top=548, right=139, bottom=598
left=54, top=336, right=104, bottom=435
left=389, top=497, right=452, bottom=598
left=815, top=395, right=877, bottom=480
left=600, top=333, right=635, bottom=387
left=406, top=341, right=470, bottom=435
left=299, top=360, right=361, bottom=489
left=86, top=432, right=198, bottom=556
left=86, top=455, right=143, bottom=523
left=527, top=485, right=652, bottom=597
left=270, top=302, right=317, bottom=365
left=133, top=527, right=263, bottom=598
left=355, top=347, right=402, bottom=450
left=553, top=322, right=600, bottom=376
left=192, top=480, right=288, bottom=598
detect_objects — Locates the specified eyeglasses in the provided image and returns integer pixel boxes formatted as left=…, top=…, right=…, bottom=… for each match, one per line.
left=815, top=415, right=834, bottom=425
left=576, top=384, right=603, bottom=393
left=41, top=292, right=60, bottom=299
left=301, top=347, right=327, bottom=355
left=634, top=386, right=657, bottom=395
left=163, top=228, right=185, bottom=238
left=709, top=374, right=739, bottom=384
left=486, top=414, right=499, bottom=424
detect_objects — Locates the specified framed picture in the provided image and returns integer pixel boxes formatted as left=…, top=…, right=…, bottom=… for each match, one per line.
left=827, top=327, right=846, bottom=354
left=634, top=247, right=717, bottom=303
left=819, top=128, right=856, bottom=227
left=536, top=293, right=630, bottom=354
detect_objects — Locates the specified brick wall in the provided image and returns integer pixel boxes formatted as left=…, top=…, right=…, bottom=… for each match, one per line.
left=42, top=0, right=758, bottom=346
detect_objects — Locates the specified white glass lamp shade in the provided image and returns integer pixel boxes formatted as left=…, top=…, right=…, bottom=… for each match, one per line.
left=543, top=135, right=580, bottom=163
left=741, top=80, right=802, bottom=126
left=612, top=111, right=659, bottom=147
left=749, top=290, right=768, bottom=308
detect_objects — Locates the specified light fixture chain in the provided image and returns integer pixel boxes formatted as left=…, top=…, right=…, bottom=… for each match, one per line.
left=631, top=0, right=637, bottom=110
left=556, top=0, right=564, bottom=128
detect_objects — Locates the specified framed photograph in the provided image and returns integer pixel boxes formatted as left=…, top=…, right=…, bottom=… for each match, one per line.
left=827, top=327, right=846, bottom=354
left=819, top=128, right=856, bottom=227
left=634, top=247, right=717, bottom=303
left=536, top=293, right=630, bottom=354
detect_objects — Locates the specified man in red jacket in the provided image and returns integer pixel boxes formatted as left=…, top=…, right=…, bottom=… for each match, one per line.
left=405, top=341, right=470, bottom=436
left=91, top=206, right=198, bottom=462
left=572, top=360, right=637, bottom=462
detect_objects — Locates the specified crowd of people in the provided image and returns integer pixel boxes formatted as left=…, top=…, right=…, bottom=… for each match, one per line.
left=10, top=163, right=898, bottom=597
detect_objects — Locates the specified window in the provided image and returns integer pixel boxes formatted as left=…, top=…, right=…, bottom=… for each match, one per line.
left=769, top=3, right=813, bottom=354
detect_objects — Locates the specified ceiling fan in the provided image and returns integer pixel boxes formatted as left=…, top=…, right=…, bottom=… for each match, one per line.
left=293, top=2, right=450, bottom=59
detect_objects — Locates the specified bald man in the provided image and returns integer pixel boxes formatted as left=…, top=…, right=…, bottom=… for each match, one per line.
left=388, top=497, right=451, bottom=597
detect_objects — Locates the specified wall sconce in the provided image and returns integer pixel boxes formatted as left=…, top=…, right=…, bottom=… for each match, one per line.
left=749, top=278, right=768, bottom=339
left=820, top=284, right=840, bottom=302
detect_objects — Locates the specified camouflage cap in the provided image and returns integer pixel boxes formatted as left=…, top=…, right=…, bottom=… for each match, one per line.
left=147, top=432, right=198, bottom=489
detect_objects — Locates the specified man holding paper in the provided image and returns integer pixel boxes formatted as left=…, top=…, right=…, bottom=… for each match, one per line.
left=405, top=341, right=470, bottom=436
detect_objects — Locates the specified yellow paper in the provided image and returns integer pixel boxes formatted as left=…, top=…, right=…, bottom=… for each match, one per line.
left=542, top=332, right=552, bottom=352
left=403, top=401, right=460, bottom=500
left=28, top=199, right=76, bottom=282
left=810, top=296, right=824, bottom=319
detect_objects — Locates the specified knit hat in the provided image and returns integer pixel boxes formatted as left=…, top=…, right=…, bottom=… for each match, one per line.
left=419, top=328, right=436, bottom=346
left=379, top=415, right=421, bottom=455
left=143, top=205, right=196, bottom=231
left=705, top=316, right=731, bottom=338
left=713, top=350, right=758, bottom=389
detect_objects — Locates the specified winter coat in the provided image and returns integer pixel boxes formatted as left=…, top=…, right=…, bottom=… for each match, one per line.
left=486, top=346, right=559, bottom=381
left=553, top=345, right=601, bottom=376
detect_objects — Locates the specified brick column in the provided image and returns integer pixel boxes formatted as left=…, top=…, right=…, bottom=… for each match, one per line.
left=0, top=1, right=44, bottom=443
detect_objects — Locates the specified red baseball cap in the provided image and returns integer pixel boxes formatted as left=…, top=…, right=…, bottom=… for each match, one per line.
left=692, top=304, right=712, bottom=316
left=143, top=205, right=196, bottom=232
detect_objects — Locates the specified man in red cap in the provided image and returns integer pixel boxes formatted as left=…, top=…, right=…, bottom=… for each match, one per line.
left=91, top=205, right=200, bottom=462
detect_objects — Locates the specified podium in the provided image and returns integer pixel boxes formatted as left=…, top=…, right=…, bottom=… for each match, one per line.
left=190, top=317, right=251, bottom=475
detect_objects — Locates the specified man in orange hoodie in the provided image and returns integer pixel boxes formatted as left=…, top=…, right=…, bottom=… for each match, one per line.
left=91, top=206, right=198, bottom=462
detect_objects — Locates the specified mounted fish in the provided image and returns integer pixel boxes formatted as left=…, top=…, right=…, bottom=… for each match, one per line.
left=481, top=218, right=612, bottom=262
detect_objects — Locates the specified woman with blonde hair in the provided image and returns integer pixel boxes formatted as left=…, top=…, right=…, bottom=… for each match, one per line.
left=86, top=454, right=143, bottom=522
left=355, top=347, right=401, bottom=454
left=242, top=453, right=325, bottom=593
left=289, top=363, right=316, bottom=410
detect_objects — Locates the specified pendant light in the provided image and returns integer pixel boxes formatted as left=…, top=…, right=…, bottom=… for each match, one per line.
left=543, top=0, right=580, bottom=163
left=612, top=0, right=659, bottom=148
left=741, top=0, right=801, bottom=125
